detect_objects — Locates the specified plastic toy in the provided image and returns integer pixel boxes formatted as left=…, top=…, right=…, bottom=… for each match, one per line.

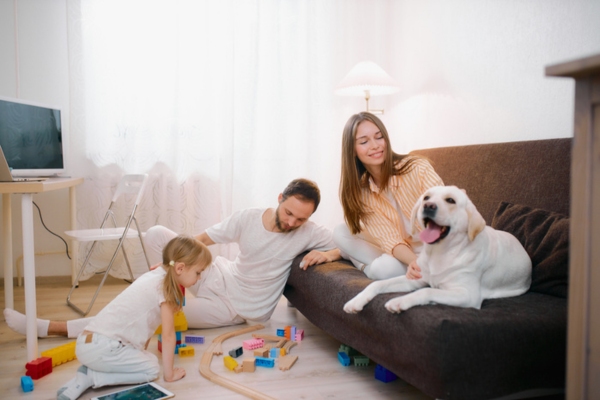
left=354, top=355, right=370, bottom=366
left=185, top=335, right=205, bottom=344
left=223, top=355, right=238, bottom=371
left=20, top=376, right=34, bottom=392
left=178, top=346, right=195, bottom=357
left=25, top=356, right=52, bottom=379
left=41, top=342, right=76, bottom=367
left=229, top=346, right=243, bottom=358
left=254, top=357, right=275, bottom=368
left=242, top=338, right=264, bottom=350
left=337, top=351, right=351, bottom=366
left=375, top=364, right=398, bottom=383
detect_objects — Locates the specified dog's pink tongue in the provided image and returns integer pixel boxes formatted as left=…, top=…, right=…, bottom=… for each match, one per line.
left=420, top=221, right=443, bottom=244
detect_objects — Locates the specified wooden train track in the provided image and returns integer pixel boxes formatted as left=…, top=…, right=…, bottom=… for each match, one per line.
left=199, top=324, right=277, bottom=400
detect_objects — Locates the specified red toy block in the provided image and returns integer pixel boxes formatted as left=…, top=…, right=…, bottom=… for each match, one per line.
left=25, top=357, right=52, bottom=380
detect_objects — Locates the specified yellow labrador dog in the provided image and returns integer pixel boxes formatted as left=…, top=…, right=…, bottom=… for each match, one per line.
left=344, top=185, right=532, bottom=314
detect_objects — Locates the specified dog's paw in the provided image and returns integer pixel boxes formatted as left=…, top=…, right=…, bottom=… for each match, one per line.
left=384, top=297, right=406, bottom=314
left=343, top=298, right=366, bottom=314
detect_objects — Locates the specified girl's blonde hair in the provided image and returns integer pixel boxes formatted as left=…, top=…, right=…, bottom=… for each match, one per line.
left=339, top=112, right=422, bottom=235
left=162, top=235, right=212, bottom=309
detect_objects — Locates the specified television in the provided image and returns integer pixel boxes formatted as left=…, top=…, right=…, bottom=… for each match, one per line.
left=0, top=95, right=66, bottom=177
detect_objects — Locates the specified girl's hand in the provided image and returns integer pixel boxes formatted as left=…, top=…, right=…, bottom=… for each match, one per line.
left=406, top=261, right=422, bottom=280
left=164, top=367, right=186, bottom=382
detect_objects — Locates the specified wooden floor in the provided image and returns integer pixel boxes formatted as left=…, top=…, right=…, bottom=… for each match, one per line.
left=0, top=276, right=433, bottom=400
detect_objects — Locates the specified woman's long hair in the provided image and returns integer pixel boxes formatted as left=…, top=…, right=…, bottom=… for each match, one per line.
left=339, top=112, right=419, bottom=235
left=162, top=235, right=212, bottom=309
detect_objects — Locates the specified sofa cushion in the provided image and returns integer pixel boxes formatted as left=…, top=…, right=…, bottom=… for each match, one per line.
left=491, top=202, right=569, bottom=298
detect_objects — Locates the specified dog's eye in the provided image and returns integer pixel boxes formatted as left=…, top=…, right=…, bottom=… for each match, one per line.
left=423, top=196, right=430, bottom=201
left=445, top=198, right=456, bottom=204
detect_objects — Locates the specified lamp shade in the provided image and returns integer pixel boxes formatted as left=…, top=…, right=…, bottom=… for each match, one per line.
left=335, top=61, right=400, bottom=97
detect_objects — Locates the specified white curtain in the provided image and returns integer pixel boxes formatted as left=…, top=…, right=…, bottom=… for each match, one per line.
left=65, top=0, right=396, bottom=279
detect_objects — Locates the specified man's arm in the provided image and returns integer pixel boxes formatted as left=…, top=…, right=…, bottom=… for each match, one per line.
left=299, top=248, right=341, bottom=270
left=194, top=232, right=215, bottom=246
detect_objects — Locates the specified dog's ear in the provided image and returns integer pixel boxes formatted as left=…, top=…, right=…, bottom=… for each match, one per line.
left=410, top=194, right=424, bottom=235
left=466, top=200, right=486, bottom=241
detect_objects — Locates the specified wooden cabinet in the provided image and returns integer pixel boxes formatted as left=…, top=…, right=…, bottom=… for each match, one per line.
left=546, top=54, right=600, bottom=400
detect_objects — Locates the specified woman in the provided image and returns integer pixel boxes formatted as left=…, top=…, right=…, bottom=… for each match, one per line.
left=334, top=112, right=443, bottom=280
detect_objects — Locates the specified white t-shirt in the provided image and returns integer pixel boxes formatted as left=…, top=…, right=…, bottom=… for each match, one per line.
left=206, top=207, right=335, bottom=320
left=85, top=267, right=166, bottom=349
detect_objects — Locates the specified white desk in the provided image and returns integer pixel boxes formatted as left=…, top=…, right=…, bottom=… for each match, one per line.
left=1, top=177, right=83, bottom=361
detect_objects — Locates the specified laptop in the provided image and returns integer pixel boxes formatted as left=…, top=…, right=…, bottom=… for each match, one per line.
left=0, top=147, right=47, bottom=182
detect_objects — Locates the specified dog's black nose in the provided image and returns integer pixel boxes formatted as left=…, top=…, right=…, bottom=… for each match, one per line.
left=423, top=202, right=437, bottom=217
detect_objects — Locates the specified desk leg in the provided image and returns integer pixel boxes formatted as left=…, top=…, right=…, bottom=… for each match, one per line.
left=22, top=193, right=38, bottom=361
left=69, top=186, right=78, bottom=284
left=2, top=193, right=13, bottom=309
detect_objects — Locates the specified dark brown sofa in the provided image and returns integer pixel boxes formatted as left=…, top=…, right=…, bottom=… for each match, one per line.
left=284, top=138, right=571, bottom=400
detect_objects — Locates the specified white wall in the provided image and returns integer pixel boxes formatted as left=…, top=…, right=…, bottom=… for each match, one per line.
left=1, top=0, right=599, bottom=278
left=0, top=0, right=71, bottom=279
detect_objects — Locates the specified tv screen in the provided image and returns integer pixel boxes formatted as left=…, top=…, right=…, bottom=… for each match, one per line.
left=0, top=96, right=65, bottom=177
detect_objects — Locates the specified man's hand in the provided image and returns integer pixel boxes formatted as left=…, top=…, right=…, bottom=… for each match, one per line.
left=406, top=260, right=422, bottom=280
left=299, top=249, right=341, bottom=270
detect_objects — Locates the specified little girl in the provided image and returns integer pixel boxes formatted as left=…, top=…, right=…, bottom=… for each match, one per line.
left=57, top=235, right=212, bottom=400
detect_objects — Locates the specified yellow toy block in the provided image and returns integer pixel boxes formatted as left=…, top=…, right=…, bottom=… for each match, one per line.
left=178, top=346, right=195, bottom=357
left=223, top=355, right=238, bottom=371
left=41, top=341, right=76, bottom=367
left=155, top=310, right=189, bottom=335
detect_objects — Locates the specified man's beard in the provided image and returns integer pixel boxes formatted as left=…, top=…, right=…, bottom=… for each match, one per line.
left=274, top=205, right=298, bottom=232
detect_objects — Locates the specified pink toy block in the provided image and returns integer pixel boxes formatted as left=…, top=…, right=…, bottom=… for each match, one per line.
left=243, top=338, right=264, bottom=350
left=294, top=329, right=304, bottom=341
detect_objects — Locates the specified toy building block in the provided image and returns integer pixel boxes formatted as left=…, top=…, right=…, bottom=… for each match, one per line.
left=185, top=335, right=205, bottom=344
left=25, top=356, right=52, bottom=379
left=173, top=310, right=188, bottom=332
left=21, top=376, right=34, bottom=392
left=294, top=329, right=304, bottom=341
left=255, top=356, right=275, bottom=368
left=354, top=355, right=370, bottom=366
left=224, top=355, right=238, bottom=371
left=234, top=365, right=243, bottom=373
left=337, top=351, right=351, bottom=366
left=280, top=348, right=287, bottom=357
left=155, top=310, right=188, bottom=335
left=375, top=364, right=398, bottom=383
left=243, top=358, right=256, bottom=373
left=278, top=355, right=298, bottom=371
left=269, top=348, right=279, bottom=358
left=178, top=346, right=195, bottom=357
left=338, top=344, right=358, bottom=357
left=174, top=343, right=186, bottom=354
left=284, top=326, right=292, bottom=340
left=276, top=329, right=285, bottom=337
left=254, top=348, right=269, bottom=357
left=243, top=338, right=264, bottom=350
left=229, top=346, right=243, bottom=358
left=41, top=342, right=76, bottom=367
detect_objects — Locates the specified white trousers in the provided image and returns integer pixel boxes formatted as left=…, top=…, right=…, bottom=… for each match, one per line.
left=332, top=223, right=408, bottom=280
left=144, top=225, right=245, bottom=329
left=76, top=332, right=159, bottom=388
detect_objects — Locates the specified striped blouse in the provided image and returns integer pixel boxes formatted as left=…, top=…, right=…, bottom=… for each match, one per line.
left=360, top=158, right=444, bottom=254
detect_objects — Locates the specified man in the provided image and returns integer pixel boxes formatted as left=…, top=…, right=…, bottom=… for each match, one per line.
left=5, top=178, right=340, bottom=338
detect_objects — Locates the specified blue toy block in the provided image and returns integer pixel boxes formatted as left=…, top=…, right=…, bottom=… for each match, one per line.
left=276, top=329, right=285, bottom=337
left=375, top=364, right=398, bottom=383
left=21, top=376, right=34, bottom=392
left=337, top=351, right=351, bottom=366
left=174, top=343, right=186, bottom=354
left=185, top=335, right=205, bottom=344
left=269, top=347, right=279, bottom=358
left=255, top=357, right=275, bottom=368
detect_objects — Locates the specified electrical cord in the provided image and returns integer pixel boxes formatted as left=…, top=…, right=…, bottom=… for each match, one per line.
left=32, top=201, right=71, bottom=260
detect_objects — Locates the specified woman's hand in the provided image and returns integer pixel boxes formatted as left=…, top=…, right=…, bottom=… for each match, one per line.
left=406, top=260, right=422, bottom=280
left=164, top=367, right=186, bottom=382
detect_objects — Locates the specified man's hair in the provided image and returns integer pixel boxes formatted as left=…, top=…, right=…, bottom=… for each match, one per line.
left=281, top=178, right=321, bottom=213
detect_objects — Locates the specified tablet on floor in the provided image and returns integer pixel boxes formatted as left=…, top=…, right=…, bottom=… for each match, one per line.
left=90, top=382, right=175, bottom=400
